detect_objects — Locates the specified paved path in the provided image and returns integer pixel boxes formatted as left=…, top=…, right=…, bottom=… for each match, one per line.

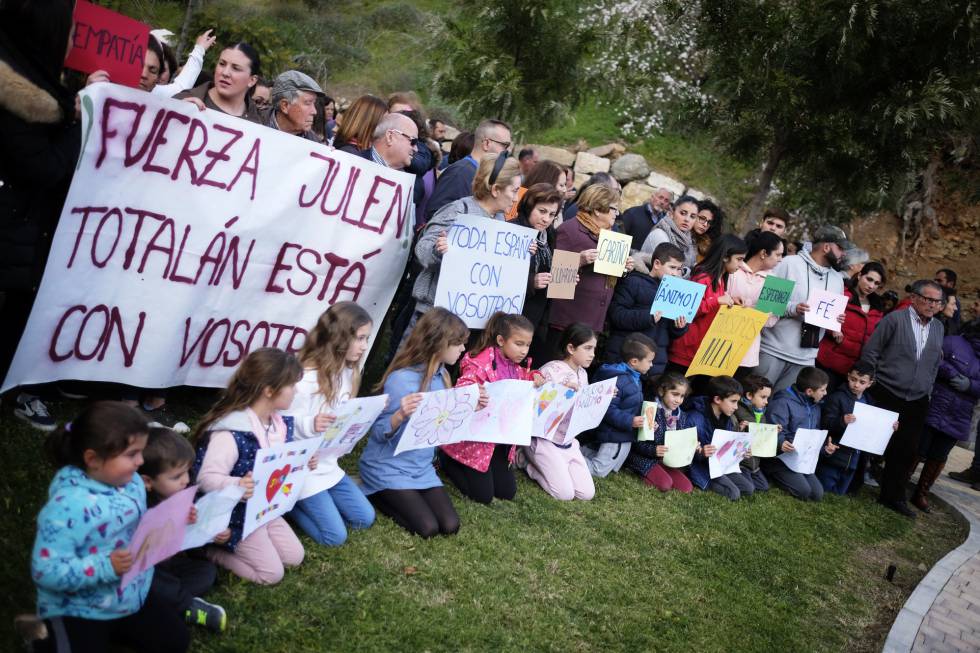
left=884, top=447, right=980, bottom=652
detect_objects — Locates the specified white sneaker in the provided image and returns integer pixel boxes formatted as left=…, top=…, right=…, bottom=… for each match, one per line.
left=13, top=394, right=57, bottom=432
left=864, top=471, right=880, bottom=488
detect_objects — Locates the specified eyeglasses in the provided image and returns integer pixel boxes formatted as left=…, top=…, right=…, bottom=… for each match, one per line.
left=486, top=137, right=512, bottom=150
left=607, top=206, right=621, bottom=216
left=390, top=129, right=419, bottom=148
left=695, top=215, right=713, bottom=225
left=914, top=293, right=944, bottom=306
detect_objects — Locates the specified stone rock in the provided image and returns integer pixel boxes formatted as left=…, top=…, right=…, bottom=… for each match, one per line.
left=530, top=145, right=576, bottom=168
left=574, top=151, right=611, bottom=175
left=621, top=181, right=656, bottom=211
left=610, top=153, right=650, bottom=183
left=442, top=125, right=460, bottom=142
left=588, top=143, right=627, bottom=159
left=684, top=188, right=707, bottom=201
left=645, top=171, right=686, bottom=197
left=573, top=172, right=590, bottom=190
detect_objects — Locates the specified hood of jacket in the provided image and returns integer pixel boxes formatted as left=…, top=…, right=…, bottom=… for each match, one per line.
left=0, top=57, right=63, bottom=124
left=210, top=409, right=256, bottom=433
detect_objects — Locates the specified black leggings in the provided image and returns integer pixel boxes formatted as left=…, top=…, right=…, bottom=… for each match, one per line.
left=369, top=487, right=460, bottom=538
left=439, top=445, right=516, bottom=505
left=36, top=589, right=189, bottom=653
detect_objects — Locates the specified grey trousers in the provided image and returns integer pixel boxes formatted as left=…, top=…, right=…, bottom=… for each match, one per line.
left=764, top=459, right=824, bottom=501
left=753, top=353, right=809, bottom=393
left=582, top=442, right=632, bottom=478
left=709, top=470, right=756, bottom=501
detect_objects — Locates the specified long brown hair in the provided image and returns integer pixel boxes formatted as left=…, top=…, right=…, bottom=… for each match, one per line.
left=192, top=348, right=303, bottom=444
left=376, top=308, right=469, bottom=393
left=299, top=302, right=372, bottom=404
left=334, top=94, right=387, bottom=149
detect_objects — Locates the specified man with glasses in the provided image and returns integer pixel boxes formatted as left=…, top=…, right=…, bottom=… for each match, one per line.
left=619, top=187, right=674, bottom=251
left=360, top=112, right=419, bottom=170
left=424, top=118, right=512, bottom=222
left=859, top=279, right=945, bottom=517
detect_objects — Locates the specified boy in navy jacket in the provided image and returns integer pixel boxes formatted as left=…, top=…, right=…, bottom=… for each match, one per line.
left=607, top=242, right=689, bottom=394
left=686, top=376, right=756, bottom=501
left=583, top=333, right=656, bottom=477
left=764, top=367, right=834, bottom=501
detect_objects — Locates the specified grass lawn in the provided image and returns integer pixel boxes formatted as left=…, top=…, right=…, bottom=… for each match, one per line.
left=0, top=387, right=967, bottom=652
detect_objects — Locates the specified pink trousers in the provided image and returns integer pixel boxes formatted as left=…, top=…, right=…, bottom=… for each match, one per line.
left=524, top=437, right=595, bottom=501
left=208, top=517, right=304, bottom=585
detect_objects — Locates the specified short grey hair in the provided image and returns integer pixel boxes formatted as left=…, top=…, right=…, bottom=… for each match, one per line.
left=474, top=119, right=511, bottom=143
left=372, top=113, right=413, bottom=141
left=274, top=87, right=301, bottom=108
left=910, top=279, right=943, bottom=297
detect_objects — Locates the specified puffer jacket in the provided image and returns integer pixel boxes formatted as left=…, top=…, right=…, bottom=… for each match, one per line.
left=606, top=272, right=688, bottom=377
left=590, top=362, right=644, bottom=444
left=816, top=287, right=884, bottom=376
left=925, top=334, right=980, bottom=440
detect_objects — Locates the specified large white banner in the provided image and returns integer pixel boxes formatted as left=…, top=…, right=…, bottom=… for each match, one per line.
left=2, top=84, right=414, bottom=391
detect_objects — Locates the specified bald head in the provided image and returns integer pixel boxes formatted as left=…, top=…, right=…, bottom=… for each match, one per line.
left=372, top=112, right=418, bottom=170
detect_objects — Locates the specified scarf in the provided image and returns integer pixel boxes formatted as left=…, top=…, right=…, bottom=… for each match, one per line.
left=653, top=214, right=696, bottom=271
left=516, top=217, right=553, bottom=275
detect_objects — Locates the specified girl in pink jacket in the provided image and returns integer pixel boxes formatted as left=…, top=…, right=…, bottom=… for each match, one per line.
left=439, top=313, right=544, bottom=504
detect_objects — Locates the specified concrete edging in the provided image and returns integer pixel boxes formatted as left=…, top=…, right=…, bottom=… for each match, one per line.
left=882, top=482, right=980, bottom=652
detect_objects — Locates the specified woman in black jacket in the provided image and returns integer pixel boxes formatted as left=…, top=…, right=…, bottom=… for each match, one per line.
left=1, top=0, right=81, bottom=430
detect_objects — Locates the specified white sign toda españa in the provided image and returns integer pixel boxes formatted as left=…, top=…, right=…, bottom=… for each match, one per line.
left=2, top=84, right=415, bottom=391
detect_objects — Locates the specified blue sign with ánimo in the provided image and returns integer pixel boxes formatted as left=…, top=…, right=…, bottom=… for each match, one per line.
left=434, top=215, right=536, bottom=328
left=649, top=275, right=707, bottom=322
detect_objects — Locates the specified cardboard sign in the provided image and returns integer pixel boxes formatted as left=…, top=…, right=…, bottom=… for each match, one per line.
left=637, top=401, right=659, bottom=441
left=547, top=249, right=580, bottom=300
left=662, top=428, right=698, bottom=468
left=566, top=377, right=618, bottom=439
left=840, top=402, right=899, bottom=455
left=778, top=428, right=827, bottom=475
left=686, top=307, right=769, bottom=377
left=708, top=430, right=751, bottom=479
left=434, top=216, right=536, bottom=328
left=318, top=395, right=389, bottom=458
left=65, top=1, right=150, bottom=88
left=755, top=276, right=795, bottom=315
left=122, top=485, right=196, bottom=588
left=748, top=423, right=778, bottom=458
left=650, top=275, right=706, bottom=322
left=593, top=229, right=633, bottom=277
left=2, top=85, right=414, bottom=393
left=181, top=484, right=245, bottom=551
left=243, top=440, right=317, bottom=539
left=804, top=289, right=847, bottom=333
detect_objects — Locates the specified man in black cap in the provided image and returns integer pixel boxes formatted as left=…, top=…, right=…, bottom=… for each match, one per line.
left=266, top=70, right=323, bottom=142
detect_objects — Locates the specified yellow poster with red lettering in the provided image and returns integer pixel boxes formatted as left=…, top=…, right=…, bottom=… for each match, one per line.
left=686, top=307, right=769, bottom=377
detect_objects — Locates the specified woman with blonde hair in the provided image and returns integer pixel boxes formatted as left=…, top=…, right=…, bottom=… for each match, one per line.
left=408, top=153, right=523, bottom=338
left=547, top=184, right=634, bottom=357
left=334, top=94, right=388, bottom=154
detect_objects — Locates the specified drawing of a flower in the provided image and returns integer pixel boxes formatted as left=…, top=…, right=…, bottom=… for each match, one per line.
left=412, top=391, right=474, bottom=445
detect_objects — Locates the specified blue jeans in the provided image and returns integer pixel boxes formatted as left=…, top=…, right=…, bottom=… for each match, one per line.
left=290, top=475, right=375, bottom=546
left=815, top=463, right=856, bottom=496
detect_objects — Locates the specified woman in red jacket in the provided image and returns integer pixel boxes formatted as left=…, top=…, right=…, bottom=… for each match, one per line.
left=668, top=235, right=748, bottom=377
left=816, top=262, right=886, bottom=389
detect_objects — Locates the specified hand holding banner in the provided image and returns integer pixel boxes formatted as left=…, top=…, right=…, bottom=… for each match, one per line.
left=754, top=276, right=795, bottom=315
left=650, top=275, right=706, bottom=322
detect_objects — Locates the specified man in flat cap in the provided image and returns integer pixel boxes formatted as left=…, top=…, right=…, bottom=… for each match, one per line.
left=266, top=70, right=323, bottom=142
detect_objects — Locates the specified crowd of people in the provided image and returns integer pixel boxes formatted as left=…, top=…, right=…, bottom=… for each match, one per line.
left=3, top=2, right=980, bottom=652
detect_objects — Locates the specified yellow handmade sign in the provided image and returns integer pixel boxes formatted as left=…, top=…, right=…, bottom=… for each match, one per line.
left=686, top=306, right=769, bottom=377
left=593, top=229, right=633, bottom=277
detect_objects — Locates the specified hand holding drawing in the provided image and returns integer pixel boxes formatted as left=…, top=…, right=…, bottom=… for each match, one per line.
left=781, top=440, right=795, bottom=453
left=532, top=375, right=547, bottom=388
left=393, top=393, right=424, bottom=429
left=213, top=529, right=231, bottom=544
left=314, top=413, right=337, bottom=432
left=563, top=380, right=580, bottom=391
left=110, top=548, right=133, bottom=576
left=744, top=446, right=753, bottom=459
left=824, top=437, right=838, bottom=455
left=239, top=472, right=255, bottom=501
left=308, top=454, right=319, bottom=471
left=893, top=421, right=899, bottom=431
left=580, top=249, right=598, bottom=266
left=656, top=445, right=668, bottom=457
left=738, top=420, right=749, bottom=430
left=632, top=416, right=645, bottom=428
left=188, top=506, right=197, bottom=525
left=843, top=414, right=856, bottom=425
left=533, top=272, right=552, bottom=289
left=476, top=385, right=490, bottom=411
left=703, top=444, right=717, bottom=457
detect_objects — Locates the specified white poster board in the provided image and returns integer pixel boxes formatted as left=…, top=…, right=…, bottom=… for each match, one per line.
left=708, top=430, right=751, bottom=479
left=181, top=484, right=245, bottom=551
left=2, top=84, right=414, bottom=392
left=434, top=215, right=536, bottom=328
left=243, top=439, right=317, bottom=539
left=777, top=428, right=827, bottom=475
left=566, top=378, right=618, bottom=440
left=804, top=289, right=847, bottom=333
left=469, top=380, right=534, bottom=445
left=839, top=402, right=899, bottom=455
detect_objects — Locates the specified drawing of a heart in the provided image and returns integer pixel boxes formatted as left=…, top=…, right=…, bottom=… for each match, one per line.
left=266, top=464, right=291, bottom=502
left=537, top=389, right=558, bottom=414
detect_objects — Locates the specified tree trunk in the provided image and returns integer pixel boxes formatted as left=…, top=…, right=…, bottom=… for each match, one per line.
left=741, top=134, right=787, bottom=233
left=176, top=0, right=198, bottom=57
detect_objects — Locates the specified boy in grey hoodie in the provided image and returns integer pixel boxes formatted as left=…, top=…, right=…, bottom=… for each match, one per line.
left=756, top=225, right=850, bottom=391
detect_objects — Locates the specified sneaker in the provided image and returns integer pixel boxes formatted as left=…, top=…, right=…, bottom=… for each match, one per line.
left=185, top=597, right=226, bottom=632
left=13, top=395, right=56, bottom=432
left=863, top=471, right=880, bottom=488
left=513, top=447, right=529, bottom=471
